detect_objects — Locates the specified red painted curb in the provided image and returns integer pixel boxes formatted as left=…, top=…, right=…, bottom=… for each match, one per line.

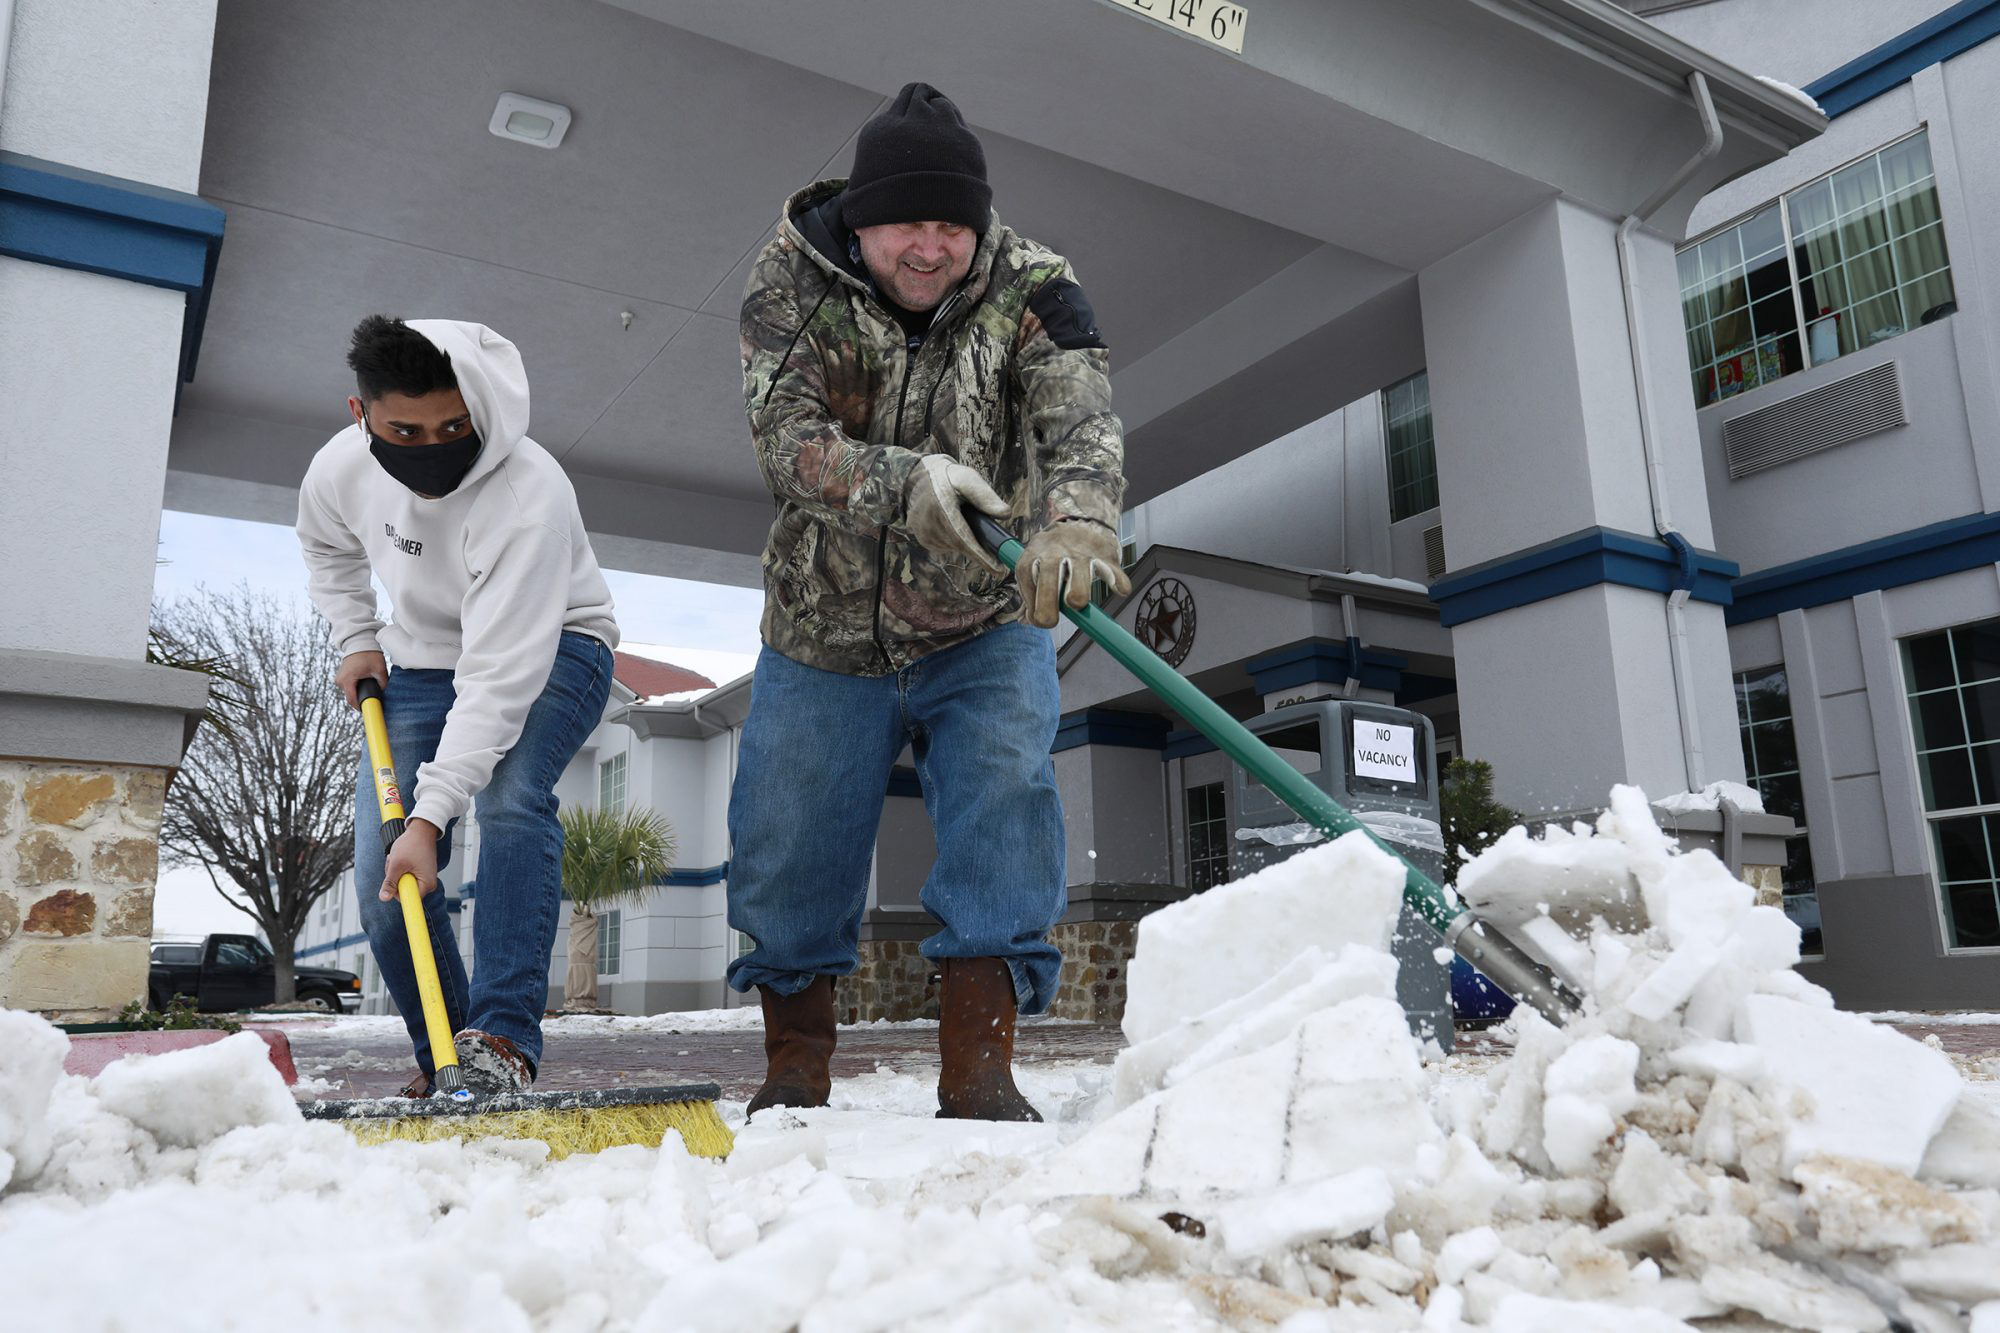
left=63, top=1029, right=299, bottom=1084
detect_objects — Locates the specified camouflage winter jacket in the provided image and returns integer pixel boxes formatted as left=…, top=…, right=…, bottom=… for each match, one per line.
left=741, top=179, right=1125, bottom=675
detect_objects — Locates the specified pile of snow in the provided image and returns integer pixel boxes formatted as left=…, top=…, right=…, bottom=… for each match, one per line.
left=1652, top=780, right=1764, bottom=816
left=1026, top=784, right=2000, bottom=1330
left=1755, top=74, right=1826, bottom=117
left=5, top=786, right=2000, bottom=1331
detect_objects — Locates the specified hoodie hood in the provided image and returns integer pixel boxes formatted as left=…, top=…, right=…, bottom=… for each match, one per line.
left=402, top=319, right=530, bottom=492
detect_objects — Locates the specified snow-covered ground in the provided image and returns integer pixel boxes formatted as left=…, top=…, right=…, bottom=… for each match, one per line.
left=5, top=787, right=1999, bottom=1331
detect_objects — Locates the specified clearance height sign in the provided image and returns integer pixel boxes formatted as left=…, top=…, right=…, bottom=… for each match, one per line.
left=1101, top=0, right=1248, bottom=53
left=1352, top=720, right=1416, bottom=784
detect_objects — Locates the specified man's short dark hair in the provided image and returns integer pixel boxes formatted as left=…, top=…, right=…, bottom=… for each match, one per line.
left=347, top=315, right=458, bottom=402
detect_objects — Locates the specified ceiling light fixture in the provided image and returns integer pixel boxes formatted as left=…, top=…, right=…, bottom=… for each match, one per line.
left=490, top=93, right=572, bottom=149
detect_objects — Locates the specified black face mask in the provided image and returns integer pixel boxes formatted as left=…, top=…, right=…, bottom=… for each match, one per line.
left=367, top=428, right=482, bottom=497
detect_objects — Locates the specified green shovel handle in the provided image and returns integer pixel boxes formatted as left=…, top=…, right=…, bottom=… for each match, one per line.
left=971, top=510, right=1579, bottom=1022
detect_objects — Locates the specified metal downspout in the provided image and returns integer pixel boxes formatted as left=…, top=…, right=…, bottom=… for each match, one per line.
left=1617, top=70, right=1722, bottom=793
left=1340, top=593, right=1363, bottom=698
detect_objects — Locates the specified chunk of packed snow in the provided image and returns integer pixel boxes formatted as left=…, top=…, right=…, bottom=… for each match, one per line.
left=1920, top=1095, right=2000, bottom=1189
left=1737, top=994, right=1961, bottom=1176
left=1455, top=791, right=1659, bottom=963
left=1889, top=1244, right=2000, bottom=1305
left=1012, top=996, right=1435, bottom=1207
left=0, top=1010, right=67, bottom=1191
left=1667, top=1039, right=1766, bottom=1086
left=91, top=1031, right=302, bottom=1148
left=1111, top=943, right=1396, bottom=1108
left=1489, top=1292, right=1698, bottom=1332
left=1211, top=1168, right=1394, bottom=1258
left=1122, top=830, right=1402, bottom=1045
left=1794, top=1154, right=1985, bottom=1251
left=1542, top=1035, right=1640, bottom=1174
left=1437, top=1224, right=1503, bottom=1283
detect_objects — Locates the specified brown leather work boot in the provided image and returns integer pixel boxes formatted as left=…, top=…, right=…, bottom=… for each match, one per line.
left=454, top=1029, right=535, bottom=1095
left=747, top=975, right=836, bottom=1117
left=935, top=958, right=1042, bottom=1122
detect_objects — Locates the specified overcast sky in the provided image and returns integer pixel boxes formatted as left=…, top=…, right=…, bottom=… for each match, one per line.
left=150, top=508, right=763, bottom=936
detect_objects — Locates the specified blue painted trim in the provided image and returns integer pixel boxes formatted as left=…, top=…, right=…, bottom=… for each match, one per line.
left=887, top=766, right=923, bottom=798
left=1728, top=510, right=2000, bottom=625
left=1804, top=0, right=2000, bottom=118
left=1244, top=638, right=1407, bottom=697
left=0, top=152, right=226, bottom=388
left=657, top=862, right=729, bottom=887
left=1427, top=527, right=1737, bottom=629
left=1162, top=728, right=1219, bottom=761
left=1051, top=707, right=1172, bottom=754
left=296, top=931, right=368, bottom=961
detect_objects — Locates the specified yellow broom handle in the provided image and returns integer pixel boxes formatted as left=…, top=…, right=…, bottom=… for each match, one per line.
left=356, top=678, right=467, bottom=1096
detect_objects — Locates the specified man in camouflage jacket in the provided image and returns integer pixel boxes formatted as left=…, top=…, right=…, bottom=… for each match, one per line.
left=727, top=83, right=1129, bottom=1122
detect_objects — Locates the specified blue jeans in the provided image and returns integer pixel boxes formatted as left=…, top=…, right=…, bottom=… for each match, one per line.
left=725, top=622, right=1066, bottom=1013
left=354, top=632, right=613, bottom=1073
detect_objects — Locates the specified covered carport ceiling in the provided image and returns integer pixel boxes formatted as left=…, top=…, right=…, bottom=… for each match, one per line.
left=167, top=0, right=1820, bottom=583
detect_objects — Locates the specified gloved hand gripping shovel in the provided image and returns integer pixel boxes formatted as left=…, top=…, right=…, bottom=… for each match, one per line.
left=972, top=513, right=1581, bottom=1024
left=355, top=677, right=472, bottom=1101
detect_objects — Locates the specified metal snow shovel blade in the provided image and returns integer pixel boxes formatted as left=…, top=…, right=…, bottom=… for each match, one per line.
left=973, top=514, right=1581, bottom=1024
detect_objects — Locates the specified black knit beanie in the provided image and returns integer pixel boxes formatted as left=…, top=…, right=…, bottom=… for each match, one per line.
left=840, top=82, right=991, bottom=233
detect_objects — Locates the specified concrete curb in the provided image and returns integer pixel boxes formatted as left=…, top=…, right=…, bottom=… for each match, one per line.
left=63, top=1028, right=298, bottom=1083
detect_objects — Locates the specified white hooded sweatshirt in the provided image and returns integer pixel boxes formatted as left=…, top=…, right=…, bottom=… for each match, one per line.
left=296, top=320, right=619, bottom=831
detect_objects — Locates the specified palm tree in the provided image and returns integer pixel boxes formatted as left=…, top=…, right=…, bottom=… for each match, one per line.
left=559, top=805, right=676, bottom=1012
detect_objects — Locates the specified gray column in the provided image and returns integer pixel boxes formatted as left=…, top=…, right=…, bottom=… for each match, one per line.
left=1420, top=199, right=1743, bottom=812
left=0, top=0, right=220, bottom=1018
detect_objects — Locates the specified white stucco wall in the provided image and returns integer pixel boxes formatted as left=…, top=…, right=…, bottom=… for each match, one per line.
left=0, top=260, right=186, bottom=658
left=0, top=0, right=218, bottom=190
left=0, top=0, right=221, bottom=663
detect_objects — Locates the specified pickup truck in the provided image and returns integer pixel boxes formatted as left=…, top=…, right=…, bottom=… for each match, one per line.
left=149, top=934, right=362, bottom=1014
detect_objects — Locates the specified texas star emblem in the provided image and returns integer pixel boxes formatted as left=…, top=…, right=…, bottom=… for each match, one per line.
left=1135, top=577, right=1196, bottom=668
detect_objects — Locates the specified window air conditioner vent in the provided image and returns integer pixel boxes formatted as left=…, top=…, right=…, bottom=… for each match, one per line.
left=1723, top=360, right=1905, bottom=480
left=1423, top=524, right=1447, bottom=582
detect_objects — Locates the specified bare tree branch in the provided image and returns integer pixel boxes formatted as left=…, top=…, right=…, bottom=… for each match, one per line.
left=157, top=587, right=360, bottom=1002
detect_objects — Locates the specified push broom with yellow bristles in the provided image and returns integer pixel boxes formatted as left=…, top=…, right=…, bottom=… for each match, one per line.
left=300, top=678, right=733, bottom=1161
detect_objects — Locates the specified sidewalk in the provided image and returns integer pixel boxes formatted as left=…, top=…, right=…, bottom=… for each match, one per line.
left=265, top=1009, right=2000, bottom=1103
left=275, top=1012, right=1126, bottom=1100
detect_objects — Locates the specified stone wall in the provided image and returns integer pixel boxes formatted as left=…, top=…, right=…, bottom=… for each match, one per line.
left=0, top=759, right=165, bottom=1020
left=1046, top=921, right=1138, bottom=1024
left=842, top=920, right=1141, bottom=1025
left=844, top=938, right=939, bottom=1023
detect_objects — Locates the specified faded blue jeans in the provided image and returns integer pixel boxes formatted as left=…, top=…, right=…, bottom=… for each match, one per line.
left=353, top=631, right=613, bottom=1074
left=725, top=622, right=1066, bottom=1012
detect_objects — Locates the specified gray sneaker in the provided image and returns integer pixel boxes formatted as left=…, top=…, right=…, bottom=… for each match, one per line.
left=452, top=1029, right=534, bottom=1095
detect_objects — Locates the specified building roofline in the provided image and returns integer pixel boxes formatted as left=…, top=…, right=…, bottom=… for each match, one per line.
left=608, top=672, right=753, bottom=739
left=1057, top=545, right=1443, bottom=674
left=1803, top=0, right=2000, bottom=118
left=1482, top=0, right=1826, bottom=147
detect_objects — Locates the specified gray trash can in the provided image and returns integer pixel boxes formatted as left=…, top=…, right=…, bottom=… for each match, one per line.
left=1227, top=700, right=1453, bottom=1053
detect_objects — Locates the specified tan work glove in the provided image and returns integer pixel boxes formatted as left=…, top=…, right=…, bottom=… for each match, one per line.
left=902, top=455, right=1010, bottom=575
left=1017, top=518, right=1131, bottom=628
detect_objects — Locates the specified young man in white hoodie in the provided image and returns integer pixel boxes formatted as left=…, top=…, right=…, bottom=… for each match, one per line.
left=296, top=316, right=619, bottom=1095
